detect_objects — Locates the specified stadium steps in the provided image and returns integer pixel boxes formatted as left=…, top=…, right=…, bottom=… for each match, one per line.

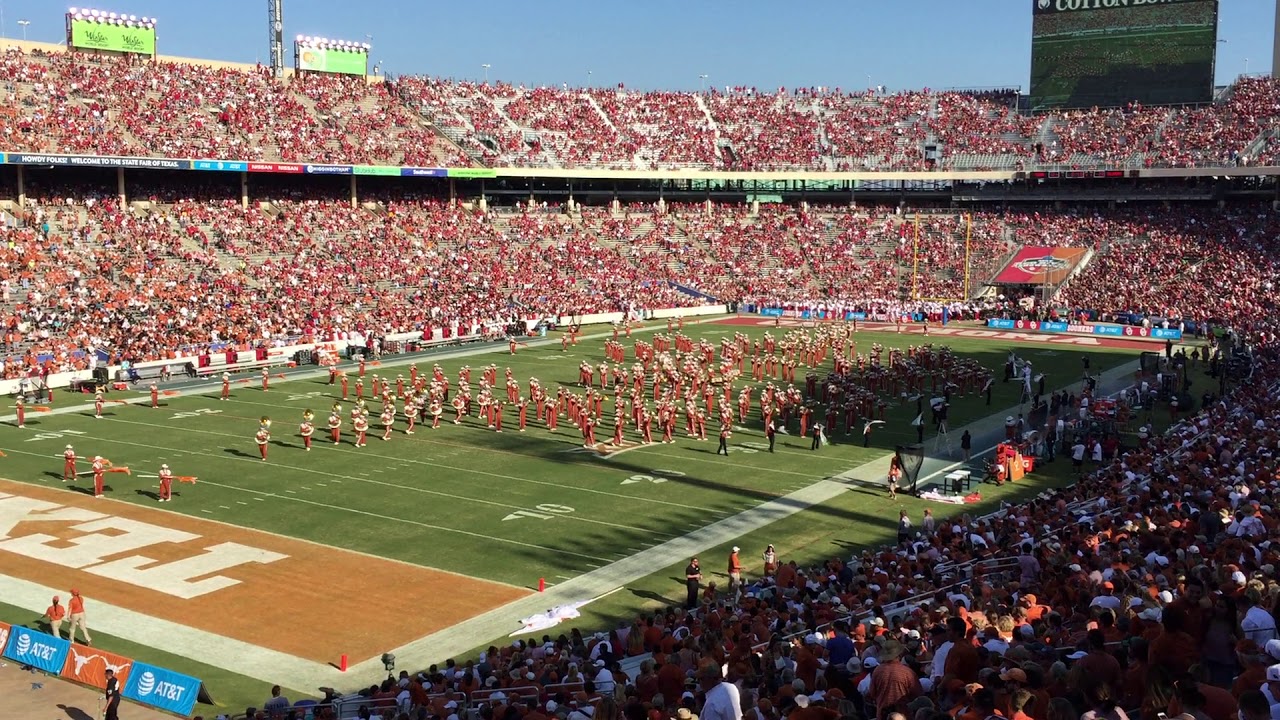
left=582, top=93, right=620, bottom=136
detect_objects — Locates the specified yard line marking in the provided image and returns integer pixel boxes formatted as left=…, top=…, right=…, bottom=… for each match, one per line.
left=200, top=509, right=212, bottom=514
left=556, top=575, right=573, bottom=580
left=315, top=483, right=327, bottom=487
left=102, top=416, right=723, bottom=514
left=10, top=436, right=673, bottom=550
left=253, top=497, right=265, bottom=501
left=236, top=501, right=248, bottom=505
left=218, top=505, right=230, bottom=509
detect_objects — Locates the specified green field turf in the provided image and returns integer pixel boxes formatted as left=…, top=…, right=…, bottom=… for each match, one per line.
left=0, top=320, right=1146, bottom=711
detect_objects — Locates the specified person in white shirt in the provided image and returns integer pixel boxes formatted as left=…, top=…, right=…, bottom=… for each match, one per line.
left=698, top=662, right=742, bottom=720
left=1243, top=596, right=1279, bottom=643
left=930, top=626, right=953, bottom=682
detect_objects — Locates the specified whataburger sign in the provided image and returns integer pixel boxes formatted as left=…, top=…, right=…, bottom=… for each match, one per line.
left=0, top=491, right=288, bottom=599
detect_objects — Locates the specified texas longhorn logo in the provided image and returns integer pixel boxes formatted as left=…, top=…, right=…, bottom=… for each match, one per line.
left=1012, top=255, right=1071, bottom=275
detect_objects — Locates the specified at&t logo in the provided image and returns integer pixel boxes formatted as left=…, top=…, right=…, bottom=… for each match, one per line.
left=137, top=671, right=187, bottom=702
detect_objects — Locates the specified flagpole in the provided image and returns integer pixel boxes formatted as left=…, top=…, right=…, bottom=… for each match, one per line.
left=963, top=213, right=972, bottom=299
left=911, top=213, right=921, bottom=301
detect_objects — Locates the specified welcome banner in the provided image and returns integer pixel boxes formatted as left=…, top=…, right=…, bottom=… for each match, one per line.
left=993, top=246, right=1089, bottom=285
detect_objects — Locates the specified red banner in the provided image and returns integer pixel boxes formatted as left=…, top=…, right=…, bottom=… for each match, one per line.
left=247, top=162, right=303, bottom=174
left=60, top=643, right=134, bottom=690
left=993, top=246, right=1088, bottom=285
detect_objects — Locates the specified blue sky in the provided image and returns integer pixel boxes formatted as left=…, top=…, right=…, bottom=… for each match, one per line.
left=8, top=0, right=1275, bottom=91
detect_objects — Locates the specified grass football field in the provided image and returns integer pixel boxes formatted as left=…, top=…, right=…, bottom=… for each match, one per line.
left=0, top=317, right=1145, bottom=712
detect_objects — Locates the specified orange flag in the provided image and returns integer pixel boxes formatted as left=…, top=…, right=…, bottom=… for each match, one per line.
left=177, top=476, right=198, bottom=484
left=106, top=467, right=131, bottom=476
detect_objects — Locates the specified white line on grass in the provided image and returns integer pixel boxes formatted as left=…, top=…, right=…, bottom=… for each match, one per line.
left=100, top=416, right=723, bottom=515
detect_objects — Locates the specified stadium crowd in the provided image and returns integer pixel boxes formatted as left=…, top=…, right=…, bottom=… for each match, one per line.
left=310, top=283, right=1280, bottom=720
left=1, top=46, right=1279, bottom=171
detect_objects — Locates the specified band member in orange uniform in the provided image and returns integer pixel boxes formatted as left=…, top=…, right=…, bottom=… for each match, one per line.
left=353, top=411, right=369, bottom=447
left=221, top=372, right=231, bottom=400
left=380, top=407, right=395, bottom=441
left=92, top=456, right=106, bottom=497
left=300, top=412, right=314, bottom=451
left=150, top=382, right=159, bottom=409
left=328, top=407, right=342, bottom=444
left=261, top=367, right=270, bottom=392
left=14, top=397, right=24, bottom=427
left=255, top=425, right=270, bottom=460
left=63, top=444, right=77, bottom=481
left=158, top=464, right=174, bottom=502
left=94, top=389, right=104, bottom=419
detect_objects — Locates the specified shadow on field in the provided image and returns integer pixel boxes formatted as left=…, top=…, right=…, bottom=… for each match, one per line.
left=630, top=588, right=676, bottom=605
left=42, top=471, right=64, bottom=481
left=56, top=705, right=95, bottom=720
left=223, top=448, right=258, bottom=459
left=65, top=484, right=110, bottom=495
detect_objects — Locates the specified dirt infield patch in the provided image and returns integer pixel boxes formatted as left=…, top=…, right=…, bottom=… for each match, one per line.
left=0, top=479, right=528, bottom=664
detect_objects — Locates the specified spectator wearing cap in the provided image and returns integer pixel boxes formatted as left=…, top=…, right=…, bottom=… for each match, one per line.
left=1233, top=641, right=1269, bottom=699
left=867, top=642, right=921, bottom=720
left=1090, top=581, right=1123, bottom=612
left=43, top=595, right=65, bottom=639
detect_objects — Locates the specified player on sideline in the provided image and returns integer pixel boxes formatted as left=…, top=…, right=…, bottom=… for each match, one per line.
left=255, top=423, right=271, bottom=461
left=299, top=410, right=315, bottom=451
left=157, top=464, right=173, bottom=502
left=150, top=382, right=159, bottom=409
left=221, top=372, right=231, bottom=400
left=63, top=444, right=77, bottom=482
left=94, top=388, right=104, bottom=419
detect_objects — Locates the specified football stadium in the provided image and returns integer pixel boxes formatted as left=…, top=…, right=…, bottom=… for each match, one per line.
left=0, top=1, right=1278, bottom=719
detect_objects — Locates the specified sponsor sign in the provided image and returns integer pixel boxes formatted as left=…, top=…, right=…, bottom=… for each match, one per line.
left=69, top=18, right=156, bottom=55
left=61, top=644, right=133, bottom=690
left=305, top=164, right=353, bottom=175
left=446, top=168, right=498, bottom=179
left=192, top=160, right=248, bottom=172
left=3, top=625, right=71, bottom=675
left=1033, top=0, right=1206, bottom=15
left=354, top=165, right=402, bottom=176
left=297, top=46, right=367, bottom=76
left=8, top=154, right=187, bottom=170
left=247, top=162, right=303, bottom=174
left=123, top=661, right=201, bottom=716
left=993, top=247, right=1089, bottom=285
left=400, top=167, right=448, bottom=177
left=986, top=319, right=1181, bottom=340
left=758, top=308, right=784, bottom=318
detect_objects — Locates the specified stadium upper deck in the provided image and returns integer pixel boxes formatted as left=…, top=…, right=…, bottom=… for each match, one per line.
left=1, top=39, right=1278, bottom=174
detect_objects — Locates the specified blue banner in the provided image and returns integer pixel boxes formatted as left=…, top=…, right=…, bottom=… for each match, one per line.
left=758, top=308, right=784, bottom=317
left=1093, top=325, right=1124, bottom=337
left=1041, top=321, right=1069, bottom=332
left=987, top=319, right=1016, bottom=330
left=193, top=160, right=248, bottom=172
left=122, top=661, right=201, bottom=716
left=7, top=153, right=188, bottom=170
left=1151, top=328, right=1183, bottom=340
left=304, top=164, right=353, bottom=175
left=400, top=167, right=448, bottom=177
left=986, top=318, right=1182, bottom=340
left=3, top=625, right=71, bottom=675
left=845, top=312, right=867, bottom=321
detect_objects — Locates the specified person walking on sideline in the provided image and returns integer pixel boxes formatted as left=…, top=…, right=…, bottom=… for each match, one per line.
left=104, top=668, right=121, bottom=720
left=727, top=546, right=742, bottom=594
left=67, top=588, right=91, bottom=645
left=44, top=595, right=65, bottom=639
left=685, top=557, right=702, bottom=610
left=810, top=423, right=823, bottom=451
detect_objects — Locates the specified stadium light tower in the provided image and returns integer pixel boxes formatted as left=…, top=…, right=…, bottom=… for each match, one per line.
left=17, top=19, right=29, bottom=41
left=267, top=0, right=284, bottom=78
left=699, top=74, right=708, bottom=92
left=482, top=63, right=491, bottom=83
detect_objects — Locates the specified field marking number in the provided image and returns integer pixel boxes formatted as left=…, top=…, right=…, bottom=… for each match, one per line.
left=171, top=408, right=223, bottom=421
left=285, top=391, right=327, bottom=402
left=25, top=429, right=88, bottom=443
left=502, top=503, right=576, bottom=522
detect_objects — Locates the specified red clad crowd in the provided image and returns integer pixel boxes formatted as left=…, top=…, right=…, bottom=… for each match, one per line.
left=1, top=47, right=1278, bottom=171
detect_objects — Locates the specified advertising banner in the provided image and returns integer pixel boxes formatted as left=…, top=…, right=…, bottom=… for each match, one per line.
left=247, top=162, right=304, bottom=174
left=354, top=165, right=402, bottom=176
left=400, top=167, right=448, bottom=177
left=992, top=247, right=1089, bottom=285
left=61, top=644, right=134, bottom=690
left=447, top=168, right=498, bottom=179
left=8, top=154, right=187, bottom=170
left=122, top=661, right=201, bottom=717
left=69, top=18, right=156, bottom=55
left=986, top=319, right=1182, bottom=340
left=304, top=164, right=353, bottom=175
left=193, top=160, right=248, bottom=172
left=297, top=47, right=367, bottom=76
left=3, top=625, right=71, bottom=675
